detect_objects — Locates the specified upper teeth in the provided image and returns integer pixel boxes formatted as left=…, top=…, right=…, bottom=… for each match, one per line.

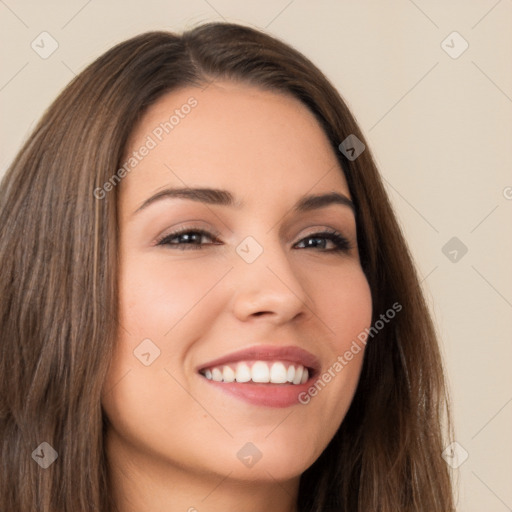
left=201, top=361, right=309, bottom=385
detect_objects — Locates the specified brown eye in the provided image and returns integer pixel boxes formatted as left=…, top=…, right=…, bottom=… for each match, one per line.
left=294, top=230, right=352, bottom=252
left=156, top=229, right=221, bottom=250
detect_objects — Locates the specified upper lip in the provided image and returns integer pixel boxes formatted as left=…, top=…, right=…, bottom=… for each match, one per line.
left=197, top=345, right=321, bottom=375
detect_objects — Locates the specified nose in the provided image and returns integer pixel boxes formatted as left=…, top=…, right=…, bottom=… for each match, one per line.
left=230, top=239, right=311, bottom=325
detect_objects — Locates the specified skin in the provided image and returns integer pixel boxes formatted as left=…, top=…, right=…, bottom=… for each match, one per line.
left=101, top=81, right=373, bottom=512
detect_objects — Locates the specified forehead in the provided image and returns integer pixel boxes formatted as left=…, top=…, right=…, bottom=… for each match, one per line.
left=120, top=81, right=350, bottom=212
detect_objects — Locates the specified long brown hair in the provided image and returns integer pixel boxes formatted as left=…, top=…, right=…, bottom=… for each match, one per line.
left=0, top=22, right=454, bottom=511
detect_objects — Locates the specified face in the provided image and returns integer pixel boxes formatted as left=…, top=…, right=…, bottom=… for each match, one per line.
left=101, top=81, right=372, bottom=485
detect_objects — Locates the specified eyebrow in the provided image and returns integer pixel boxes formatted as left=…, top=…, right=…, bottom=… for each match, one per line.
left=132, top=187, right=355, bottom=216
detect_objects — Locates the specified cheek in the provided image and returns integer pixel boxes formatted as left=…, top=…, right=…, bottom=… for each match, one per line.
left=300, top=264, right=372, bottom=421
left=317, top=264, right=373, bottom=348
left=119, top=253, right=230, bottom=338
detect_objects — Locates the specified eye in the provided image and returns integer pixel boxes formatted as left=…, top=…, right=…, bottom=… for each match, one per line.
left=294, top=229, right=352, bottom=253
left=155, top=228, right=221, bottom=250
left=155, top=227, right=352, bottom=253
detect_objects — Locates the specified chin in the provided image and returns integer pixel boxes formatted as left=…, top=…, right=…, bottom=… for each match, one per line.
left=209, top=431, right=324, bottom=483
left=221, top=453, right=314, bottom=483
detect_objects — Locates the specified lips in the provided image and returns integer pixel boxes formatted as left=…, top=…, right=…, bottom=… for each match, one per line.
left=197, top=345, right=320, bottom=408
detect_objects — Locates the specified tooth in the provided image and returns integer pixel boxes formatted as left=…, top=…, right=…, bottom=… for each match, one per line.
left=235, top=362, right=251, bottom=383
left=206, top=361, right=310, bottom=385
left=251, top=361, right=270, bottom=383
left=222, top=365, right=235, bottom=383
left=269, top=362, right=287, bottom=384
left=292, top=365, right=303, bottom=385
left=211, top=368, right=223, bottom=382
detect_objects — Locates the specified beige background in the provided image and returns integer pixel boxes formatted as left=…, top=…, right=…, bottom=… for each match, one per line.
left=1, top=1, right=511, bottom=510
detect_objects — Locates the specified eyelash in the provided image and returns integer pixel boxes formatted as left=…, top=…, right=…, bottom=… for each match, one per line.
left=155, top=227, right=352, bottom=253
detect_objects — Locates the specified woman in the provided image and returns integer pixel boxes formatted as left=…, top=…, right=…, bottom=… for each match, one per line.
left=0, top=22, right=454, bottom=511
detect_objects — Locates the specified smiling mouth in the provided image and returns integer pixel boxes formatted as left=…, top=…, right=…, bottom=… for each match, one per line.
left=199, top=360, right=313, bottom=385
left=196, top=345, right=320, bottom=407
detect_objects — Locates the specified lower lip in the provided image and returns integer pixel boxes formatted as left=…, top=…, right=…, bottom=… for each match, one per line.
left=201, top=377, right=313, bottom=408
